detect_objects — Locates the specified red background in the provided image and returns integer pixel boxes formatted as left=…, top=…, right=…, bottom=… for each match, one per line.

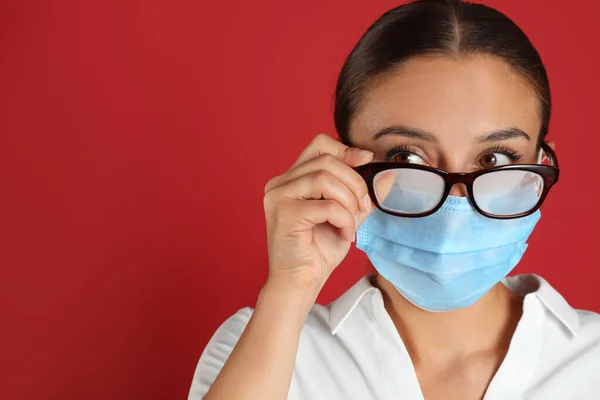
left=1, top=0, right=599, bottom=398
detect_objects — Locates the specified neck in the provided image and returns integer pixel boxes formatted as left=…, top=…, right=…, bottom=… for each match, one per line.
left=374, top=273, right=523, bottom=364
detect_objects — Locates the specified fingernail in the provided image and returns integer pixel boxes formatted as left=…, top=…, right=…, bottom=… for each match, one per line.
left=362, top=194, right=372, bottom=210
left=352, top=148, right=374, bottom=160
left=354, top=212, right=360, bottom=230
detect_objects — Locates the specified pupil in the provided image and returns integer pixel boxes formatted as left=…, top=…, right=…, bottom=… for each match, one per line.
left=483, top=154, right=496, bottom=167
left=395, top=152, right=410, bottom=162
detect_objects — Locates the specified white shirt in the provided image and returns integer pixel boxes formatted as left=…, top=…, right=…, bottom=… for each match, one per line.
left=189, top=274, right=600, bottom=399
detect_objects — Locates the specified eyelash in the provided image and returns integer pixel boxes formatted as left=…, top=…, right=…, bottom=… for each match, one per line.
left=481, top=146, right=523, bottom=162
left=385, top=144, right=420, bottom=161
left=385, top=144, right=523, bottom=162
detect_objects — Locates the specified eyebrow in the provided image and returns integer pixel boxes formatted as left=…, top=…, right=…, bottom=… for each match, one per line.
left=476, top=128, right=531, bottom=143
left=372, top=125, right=531, bottom=143
left=373, top=125, right=439, bottom=142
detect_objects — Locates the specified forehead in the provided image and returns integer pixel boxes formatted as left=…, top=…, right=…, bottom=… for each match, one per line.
left=349, top=55, right=541, bottom=147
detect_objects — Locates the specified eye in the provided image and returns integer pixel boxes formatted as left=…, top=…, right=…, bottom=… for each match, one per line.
left=392, top=150, right=427, bottom=165
left=385, top=144, right=430, bottom=165
left=477, top=147, right=523, bottom=169
left=479, top=152, right=512, bottom=168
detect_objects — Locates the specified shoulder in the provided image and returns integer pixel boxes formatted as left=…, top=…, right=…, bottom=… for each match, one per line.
left=566, top=307, right=600, bottom=359
left=574, top=308, right=600, bottom=343
left=197, top=301, right=346, bottom=349
left=207, top=274, right=378, bottom=342
left=188, top=307, right=253, bottom=399
left=534, top=306, right=600, bottom=396
left=576, top=307, right=600, bottom=326
left=200, top=306, right=255, bottom=362
left=188, top=276, right=377, bottom=399
left=199, top=307, right=256, bottom=354
left=519, top=274, right=600, bottom=372
left=197, top=298, right=342, bottom=347
left=210, top=306, right=254, bottom=341
left=187, top=302, right=337, bottom=399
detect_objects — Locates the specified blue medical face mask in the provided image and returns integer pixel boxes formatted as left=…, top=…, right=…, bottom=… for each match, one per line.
left=356, top=196, right=541, bottom=312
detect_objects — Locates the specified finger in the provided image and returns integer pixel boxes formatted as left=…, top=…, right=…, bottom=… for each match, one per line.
left=265, top=154, right=372, bottom=212
left=290, top=133, right=373, bottom=170
left=270, top=170, right=362, bottom=223
left=372, top=169, right=396, bottom=203
left=287, top=199, right=355, bottom=243
left=355, top=203, right=377, bottom=234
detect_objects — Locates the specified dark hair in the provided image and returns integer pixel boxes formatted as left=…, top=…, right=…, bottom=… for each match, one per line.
left=334, top=0, right=551, bottom=146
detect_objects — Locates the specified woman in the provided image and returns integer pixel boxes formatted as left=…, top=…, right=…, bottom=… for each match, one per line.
left=189, top=0, right=600, bottom=399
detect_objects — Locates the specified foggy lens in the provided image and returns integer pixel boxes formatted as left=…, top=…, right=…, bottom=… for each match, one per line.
left=473, top=170, right=543, bottom=216
left=374, top=169, right=445, bottom=214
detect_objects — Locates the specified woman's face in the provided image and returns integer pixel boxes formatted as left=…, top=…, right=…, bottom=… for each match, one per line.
left=350, top=55, right=544, bottom=196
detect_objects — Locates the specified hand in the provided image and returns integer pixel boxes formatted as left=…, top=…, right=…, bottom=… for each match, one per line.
left=262, top=134, right=375, bottom=295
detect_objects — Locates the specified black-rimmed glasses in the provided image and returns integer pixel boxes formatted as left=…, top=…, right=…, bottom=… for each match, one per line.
left=354, top=142, right=559, bottom=220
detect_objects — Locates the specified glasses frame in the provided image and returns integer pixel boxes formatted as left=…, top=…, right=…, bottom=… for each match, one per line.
left=354, top=141, right=560, bottom=220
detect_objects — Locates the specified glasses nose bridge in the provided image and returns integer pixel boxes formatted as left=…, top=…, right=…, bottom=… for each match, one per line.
left=445, top=172, right=471, bottom=197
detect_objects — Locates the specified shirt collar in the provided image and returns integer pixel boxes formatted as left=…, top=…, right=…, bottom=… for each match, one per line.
left=502, top=274, right=580, bottom=338
left=329, top=273, right=580, bottom=338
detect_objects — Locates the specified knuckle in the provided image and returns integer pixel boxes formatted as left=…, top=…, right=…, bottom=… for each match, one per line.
left=266, top=197, right=289, bottom=225
left=351, top=170, right=369, bottom=195
left=319, top=153, right=337, bottom=169
left=264, top=176, right=279, bottom=194
left=313, top=133, right=333, bottom=150
left=272, top=200, right=287, bottom=218
left=342, top=145, right=354, bottom=157
left=336, top=205, right=353, bottom=225
left=346, top=210, right=355, bottom=225
left=358, top=180, right=369, bottom=198
left=312, top=170, right=331, bottom=186
left=314, top=133, right=330, bottom=144
left=263, top=189, right=278, bottom=210
left=323, top=200, right=339, bottom=214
